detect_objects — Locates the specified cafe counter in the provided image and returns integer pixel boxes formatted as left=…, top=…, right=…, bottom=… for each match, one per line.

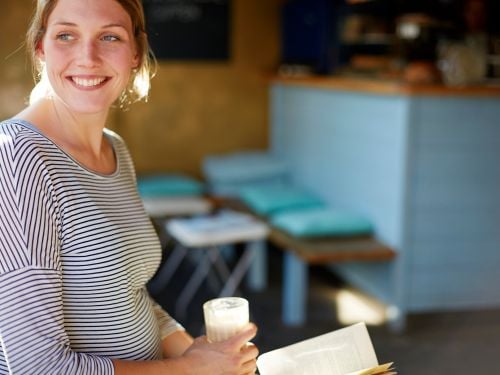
left=269, top=75, right=500, bottom=330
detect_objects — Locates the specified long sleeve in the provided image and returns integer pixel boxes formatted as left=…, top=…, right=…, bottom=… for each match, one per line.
left=0, top=123, right=114, bottom=374
left=0, top=268, right=114, bottom=374
left=149, top=297, right=185, bottom=340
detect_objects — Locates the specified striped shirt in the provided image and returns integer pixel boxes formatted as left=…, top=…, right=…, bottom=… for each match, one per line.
left=0, top=119, right=182, bottom=374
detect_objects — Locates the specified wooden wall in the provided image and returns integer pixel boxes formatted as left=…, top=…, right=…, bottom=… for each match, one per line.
left=0, top=1, right=33, bottom=119
left=0, top=0, right=282, bottom=177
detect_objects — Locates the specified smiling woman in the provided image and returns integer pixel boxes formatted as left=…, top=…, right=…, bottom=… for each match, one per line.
left=36, top=0, right=139, bottom=116
left=0, top=0, right=258, bottom=374
left=27, top=0, right=152, bottom=108
left=28, top=0, right=142, bottom=115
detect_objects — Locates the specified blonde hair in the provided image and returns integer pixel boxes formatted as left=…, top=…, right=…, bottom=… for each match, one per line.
left=26, top=0, right=156, bottom=107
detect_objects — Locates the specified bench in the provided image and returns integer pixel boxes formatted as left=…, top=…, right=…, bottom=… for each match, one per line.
left=268, top=227, right=396, bottom=325
left=216, top=197, right=397, bottom=326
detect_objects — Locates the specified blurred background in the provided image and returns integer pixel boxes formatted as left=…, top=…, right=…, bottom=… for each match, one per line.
left=2, top=0, right=500, bottom=373
left=3, top=0, right=499, bottom=177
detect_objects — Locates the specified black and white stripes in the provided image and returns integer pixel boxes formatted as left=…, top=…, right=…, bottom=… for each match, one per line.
left=0, top=120, right=181, bottom=374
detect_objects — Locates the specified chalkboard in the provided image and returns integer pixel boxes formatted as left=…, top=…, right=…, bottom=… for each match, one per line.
left=143, top=0, right=231, bottom=60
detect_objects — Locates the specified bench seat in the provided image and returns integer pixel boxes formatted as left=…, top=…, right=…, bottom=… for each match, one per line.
left=269, top=228, right=396, bottom=264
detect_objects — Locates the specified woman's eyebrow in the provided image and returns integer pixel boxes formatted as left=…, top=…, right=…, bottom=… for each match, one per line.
left=102, top=23, right=129, bottom=30
left=51, top=21, right=129, bottom=30
left=52, top=21, right=77, bottom=27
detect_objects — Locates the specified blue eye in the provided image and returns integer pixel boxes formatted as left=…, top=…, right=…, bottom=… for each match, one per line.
left=102, top=35, right=120, bottom=42
left=57, top=33, right=74, bottom=41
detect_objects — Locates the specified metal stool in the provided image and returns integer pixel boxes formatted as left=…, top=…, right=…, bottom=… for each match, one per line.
left=165, top=210, right=269, bottom=319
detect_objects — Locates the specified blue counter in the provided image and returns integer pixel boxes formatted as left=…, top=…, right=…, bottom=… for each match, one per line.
left=270, top=78, right=500, bottom=329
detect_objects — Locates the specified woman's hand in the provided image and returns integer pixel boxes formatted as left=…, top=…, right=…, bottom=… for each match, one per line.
left=181, top=323, right=259, bottom=375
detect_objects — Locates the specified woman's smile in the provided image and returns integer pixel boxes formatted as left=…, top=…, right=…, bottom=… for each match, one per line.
left=69, top=75, right=110, bottom=89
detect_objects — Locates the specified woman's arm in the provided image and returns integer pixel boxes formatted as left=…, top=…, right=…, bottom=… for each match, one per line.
left=148, top=296, right=193, bottom=358
left=161, top=330, right=194, bottom=358
left=112, top=324, right=258, bottom=375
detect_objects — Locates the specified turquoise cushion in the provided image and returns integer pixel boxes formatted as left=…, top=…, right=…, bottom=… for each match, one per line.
left=238, top=184, right=324, bottom=216
left=137, top=175, right=204, bottom=197
left=271, top=208, right=373, bottom=238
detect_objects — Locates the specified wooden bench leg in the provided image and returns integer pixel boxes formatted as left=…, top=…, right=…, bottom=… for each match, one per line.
left=246, top=240, right=267, bottom=292
left=283, top=252, right=308, bottom=326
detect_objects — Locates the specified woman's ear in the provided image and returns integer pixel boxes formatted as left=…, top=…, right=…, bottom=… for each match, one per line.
left=36, top=40, right=46, bottom=62
left=132, top=53, right=140, bottom=69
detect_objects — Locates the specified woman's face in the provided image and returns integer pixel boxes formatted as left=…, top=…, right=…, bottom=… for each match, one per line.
left=37, top=0, right=139, bottom=115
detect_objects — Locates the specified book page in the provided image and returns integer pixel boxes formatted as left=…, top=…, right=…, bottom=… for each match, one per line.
left=257, top=322, right=379, bottom=375
left=346, top=362, right=395, bottom=375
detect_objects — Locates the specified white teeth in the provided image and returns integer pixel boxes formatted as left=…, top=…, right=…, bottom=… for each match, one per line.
left=72, top=77, right=106, bottom=87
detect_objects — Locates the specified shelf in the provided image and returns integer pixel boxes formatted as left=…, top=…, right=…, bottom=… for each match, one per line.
left=271, top=75, right=500, bottom=98
left=341, top=34, right=395, bottom=46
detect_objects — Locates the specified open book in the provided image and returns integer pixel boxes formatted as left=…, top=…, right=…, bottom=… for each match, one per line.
left=257, top=322, right=396, bottom=375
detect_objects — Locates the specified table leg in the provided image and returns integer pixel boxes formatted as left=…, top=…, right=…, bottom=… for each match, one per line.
left=210, top=245, right=232, bottom=285
left=219, top=242, right=256, bottom=297
left=246, top=240, right=267, bottom=292
left=283, top=252, right=308, bottom=326
left=176, top=249, right=214, bottom=319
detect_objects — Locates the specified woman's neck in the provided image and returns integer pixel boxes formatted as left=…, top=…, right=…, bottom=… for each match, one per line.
left=16, top=98, right=117, bottom=175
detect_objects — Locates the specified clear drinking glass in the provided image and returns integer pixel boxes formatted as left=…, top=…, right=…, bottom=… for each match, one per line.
left=203, top=297, right=249, bottom=343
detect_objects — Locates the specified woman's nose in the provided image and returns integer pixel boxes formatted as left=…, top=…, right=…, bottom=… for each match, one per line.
left=77, top=41, right=101, bottom=68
